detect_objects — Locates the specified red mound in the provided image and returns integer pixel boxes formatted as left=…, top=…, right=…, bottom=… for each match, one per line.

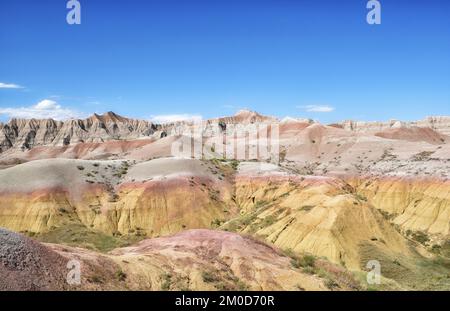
left=24, top=139, right=155, bottom=160
left=375, top=127, right=447, bottom=145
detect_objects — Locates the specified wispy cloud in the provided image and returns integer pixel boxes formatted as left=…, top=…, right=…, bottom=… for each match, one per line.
left=0, top=99, right=85, bottom=120
left=0, top=82, right=24, bottom=89
left=297, top=105, right=335, bottom=113
left=149, top=114, right=203, bottom=124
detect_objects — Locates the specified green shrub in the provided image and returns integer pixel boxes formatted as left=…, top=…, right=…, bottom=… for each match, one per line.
left=202, top=271, right=219, bottom=283
left=261, top=215, right=276, bottom=227
left=161, top=273, right=172, bottom=290
left=291, top=254, right=316, bottom=269
left=116, top=269, right=127, bottom=282
left=299, top=205, right=314, bottom=212
left=412, top=231, right=430, bottom=245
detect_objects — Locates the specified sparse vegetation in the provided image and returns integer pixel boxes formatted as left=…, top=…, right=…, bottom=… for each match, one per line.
left=211, top=218, right=224, bottom=228
left=411, top=151, right=434, bottom=162
left=299, top=205, right=314, bottom=212
left=260, top=215, right=276, bottom=227
left=411, top=231, right=430, bottom=245
left=201, top=271, right=220, bottom=283
left=355, top=193, right=368, bottom=202
left=115, top=269, right=127, bottom=282
left=35, top=223, right=143, bottom=252
left=291, top=254, right=316, bottom=269
left=161, top=273, right=172, bottom=290
left=283, top=249, right=316, bottom=269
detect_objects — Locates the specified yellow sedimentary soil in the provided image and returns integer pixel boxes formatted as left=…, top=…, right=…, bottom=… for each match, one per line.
left=228, top=175, right=415, bottom=270
left=0, top=191, right=74, bottom=234
left=0, top=178, right=236, bottom=237
left=347, top=177, right=450, bottom=239
left=1, top=158, right=447, bottom=274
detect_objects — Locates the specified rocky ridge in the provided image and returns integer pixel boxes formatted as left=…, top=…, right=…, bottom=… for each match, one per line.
left=2, top=110, right=449, bottom=155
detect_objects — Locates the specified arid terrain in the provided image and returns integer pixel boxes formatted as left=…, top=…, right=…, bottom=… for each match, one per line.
left=1, top=110, right=449, bottom=291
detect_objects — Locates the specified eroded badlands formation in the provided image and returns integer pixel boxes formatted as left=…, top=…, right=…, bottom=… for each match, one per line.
left=0, top=110, right=449, bottom=290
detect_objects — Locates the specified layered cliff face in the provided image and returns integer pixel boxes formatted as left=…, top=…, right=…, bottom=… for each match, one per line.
left=349, top=177, right=450, bottom=239
left=0, top=158, right=237, bottom=237
left=0, top=112, right=157, bottom=153
left=2, top=110, right=450, bottom=157
left=340, top=116, right=450, bottom=136
left=1, top=158, right=449, bottom=290
left=0, top=118, right=63, bottom=152
left=0, top=158, right=424, bottom=271
left=219, top=163, right=415, bottom=271
left=415, top=116, right=450, bottom=136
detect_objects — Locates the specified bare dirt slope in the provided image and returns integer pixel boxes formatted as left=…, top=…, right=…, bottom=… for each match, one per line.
left=1, top=227, right=360, bottom=291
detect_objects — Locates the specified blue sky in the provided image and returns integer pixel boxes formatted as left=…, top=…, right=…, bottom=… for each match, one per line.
left=1, top=0, right=449, bottom=123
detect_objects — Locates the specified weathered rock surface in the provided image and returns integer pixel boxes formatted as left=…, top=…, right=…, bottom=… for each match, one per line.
left=340, top=116, right=450, bottom=136
left=0, top=112, right=157, bottom=152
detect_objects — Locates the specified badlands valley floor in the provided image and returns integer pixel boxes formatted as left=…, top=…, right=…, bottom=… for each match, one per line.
left=0, top=110, right=449, bottom=291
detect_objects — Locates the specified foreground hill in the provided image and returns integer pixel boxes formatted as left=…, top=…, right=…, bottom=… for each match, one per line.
left=1, top=228, right=364, bottom=291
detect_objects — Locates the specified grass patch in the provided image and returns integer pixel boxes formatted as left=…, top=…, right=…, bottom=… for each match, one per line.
left=359, top=242, right=450, bottom=290
left=202, top=271, right=220, bottom=283
left=35, top=223, right=143, bottom=252
left=291, top=254, right=316, bottom=269
left=260, top=215, right=276, bottom=227
left=283, top=249, right=316, bottom=269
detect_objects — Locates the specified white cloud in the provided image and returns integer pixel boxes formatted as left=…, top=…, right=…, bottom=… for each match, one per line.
left=34, top=99, right=60, bottom=110
left=0, top=82, right=23, bottom=89
left=149, top=114, right=203, bottom=124
left=298, top=105, right=335, bottom=113
left=0, top=99, right=85, bottom=120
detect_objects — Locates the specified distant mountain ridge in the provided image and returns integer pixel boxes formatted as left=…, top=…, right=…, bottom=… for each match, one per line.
left=1, top=109, right=449, bottom=153
left=0, top=112, right=157, bottom=152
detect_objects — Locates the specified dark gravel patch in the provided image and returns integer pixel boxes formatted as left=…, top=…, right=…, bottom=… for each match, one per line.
left=0, top=228, right=69, bottom=291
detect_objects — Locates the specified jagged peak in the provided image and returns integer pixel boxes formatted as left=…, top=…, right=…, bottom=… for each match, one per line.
left=234, top=109, right=259, bottom=117
left=87, top=111, right=128, bottom=123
